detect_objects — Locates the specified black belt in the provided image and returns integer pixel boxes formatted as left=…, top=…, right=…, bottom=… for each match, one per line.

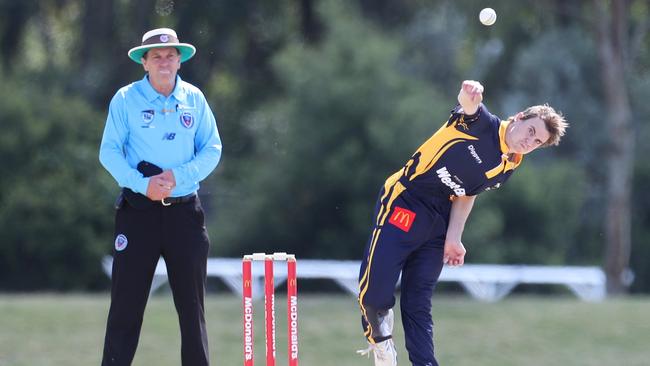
left=160, top=193, right=197, bottom=206
left=120, top=189, right=197, bottom=209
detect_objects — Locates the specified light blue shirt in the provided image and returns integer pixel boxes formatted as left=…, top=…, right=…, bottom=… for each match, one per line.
left=99, top=75, right=222, bottom=197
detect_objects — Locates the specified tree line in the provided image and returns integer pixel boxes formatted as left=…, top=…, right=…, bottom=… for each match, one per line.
left=0, top=0, right=648, bottom=294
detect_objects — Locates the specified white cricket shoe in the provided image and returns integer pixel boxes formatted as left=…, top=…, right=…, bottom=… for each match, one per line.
left=357, top=309, right=397, bottom=365
left=356, top=338, right=397, bottom=366
left=380, top=309, right=394, bottom=335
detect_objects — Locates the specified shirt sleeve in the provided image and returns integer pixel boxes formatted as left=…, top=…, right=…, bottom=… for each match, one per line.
left=98, top=93, right=149, bottom=194
left=171, top=92, right=222, bottom=187
left=449, top=103, right=503, bottom=135
left=451, top=103, right=482, bottom=123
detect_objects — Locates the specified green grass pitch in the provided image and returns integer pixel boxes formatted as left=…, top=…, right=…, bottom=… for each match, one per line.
left=0, top=293, right=648, bottom=366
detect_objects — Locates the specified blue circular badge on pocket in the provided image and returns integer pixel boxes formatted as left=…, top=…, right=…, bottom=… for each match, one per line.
left=115, top=234, right=128, bottom=251
left=180, top=112, right=194, bottom=128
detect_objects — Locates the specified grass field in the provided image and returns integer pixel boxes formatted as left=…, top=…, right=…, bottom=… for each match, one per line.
left=0, top=293, right=648, bottom=366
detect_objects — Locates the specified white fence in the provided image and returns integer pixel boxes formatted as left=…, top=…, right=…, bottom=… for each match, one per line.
left=101, top=256, right=606, bottom=302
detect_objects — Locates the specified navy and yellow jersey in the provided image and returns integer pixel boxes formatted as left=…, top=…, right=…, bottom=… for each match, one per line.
left=386, top=103, right=522, bottom=205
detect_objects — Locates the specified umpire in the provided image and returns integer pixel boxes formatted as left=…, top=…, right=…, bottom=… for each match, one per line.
left=99, top=28, right=222, bottom=366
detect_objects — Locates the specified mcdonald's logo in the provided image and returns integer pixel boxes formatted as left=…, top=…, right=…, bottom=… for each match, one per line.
left=244, top=279, right=252, bottom=288
left=388, top=206, right=416, bottom=232
left=289, top=279, right=297, bottom=287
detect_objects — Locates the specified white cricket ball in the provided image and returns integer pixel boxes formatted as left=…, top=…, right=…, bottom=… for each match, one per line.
left=479, top=8, right=497, bottom=26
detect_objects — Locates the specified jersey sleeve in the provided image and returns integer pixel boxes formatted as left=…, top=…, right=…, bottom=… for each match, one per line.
left=448, top=103, right=501, bottom=132
left=98, top=91, right=150, bottom=194
left=171, top=90, right=222, bottom=187
left=450, top=103, right=481, bottom=123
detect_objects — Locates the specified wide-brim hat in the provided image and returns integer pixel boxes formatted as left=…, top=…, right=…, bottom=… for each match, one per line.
left=128, top=28, right=196, bottom=64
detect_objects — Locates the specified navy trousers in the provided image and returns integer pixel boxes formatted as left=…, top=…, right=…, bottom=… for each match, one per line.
left=101, top=197, right=210, bottom=366
left=359, top=186, right=449, bottom=366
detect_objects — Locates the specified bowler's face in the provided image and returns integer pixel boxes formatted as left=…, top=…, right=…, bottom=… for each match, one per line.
left=142, top=47, right=180, bottom=80
left=505, top=116, right=550, bottom=155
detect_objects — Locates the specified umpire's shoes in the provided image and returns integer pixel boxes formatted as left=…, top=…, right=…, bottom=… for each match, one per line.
left=357, top=338, right=398, bottom=366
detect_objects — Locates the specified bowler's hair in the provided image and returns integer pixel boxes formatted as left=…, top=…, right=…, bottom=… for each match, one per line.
left=508, top=104, right=568, bottom=147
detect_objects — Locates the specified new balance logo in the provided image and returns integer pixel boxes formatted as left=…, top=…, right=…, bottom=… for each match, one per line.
left=162, top=132, right=176, bottom=140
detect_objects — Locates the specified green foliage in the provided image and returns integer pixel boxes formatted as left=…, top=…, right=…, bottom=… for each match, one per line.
left=0, top=0, right=648, bottom=293
left=210, top=1, right=446, bottom=258
left=0, top=77, right=114, bottom=290
left=465, top=161, right=586, bottom=264
left=462, top=25, right=609, bottom=267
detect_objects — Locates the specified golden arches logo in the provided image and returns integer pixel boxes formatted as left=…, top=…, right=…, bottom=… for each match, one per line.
left=389, top=206, right=416, bottom=232
left=244, top=279, right=252, bottom=287
left=393, top=211, right=411, bottom=226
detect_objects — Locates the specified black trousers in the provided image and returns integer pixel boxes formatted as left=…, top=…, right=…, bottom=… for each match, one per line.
left=359, top=186, right=448, bottom=366
left=101, top=197, right=210, bottom=366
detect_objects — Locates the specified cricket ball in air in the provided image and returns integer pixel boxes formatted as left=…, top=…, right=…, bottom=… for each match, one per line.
left=479, top=8, right=497, bottom=26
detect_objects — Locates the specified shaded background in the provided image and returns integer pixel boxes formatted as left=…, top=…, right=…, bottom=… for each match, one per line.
left=0, top=0, right=647, bottom=295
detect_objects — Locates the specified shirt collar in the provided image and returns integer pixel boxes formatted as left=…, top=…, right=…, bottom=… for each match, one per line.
left=498, top=120, right=511, bottom=154
left=140, top=75, right=160, bottom=102
left=170, top=76, right=188, bottom=105
left=499, top=119, right=523, bottom=166
left=140, top=74, right=188, bottom=104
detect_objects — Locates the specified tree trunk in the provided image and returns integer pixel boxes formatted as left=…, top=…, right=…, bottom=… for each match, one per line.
left=299, top=0, right=323, bottom=43
left=0, top=2, right=34, bottom=70
left=594, top=0, right=635, bottom=295
left=79, top=0, right=116, bottom=67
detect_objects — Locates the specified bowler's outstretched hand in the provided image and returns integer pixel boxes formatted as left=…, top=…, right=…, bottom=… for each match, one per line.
left=457, top=80, right=484, bottom=115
